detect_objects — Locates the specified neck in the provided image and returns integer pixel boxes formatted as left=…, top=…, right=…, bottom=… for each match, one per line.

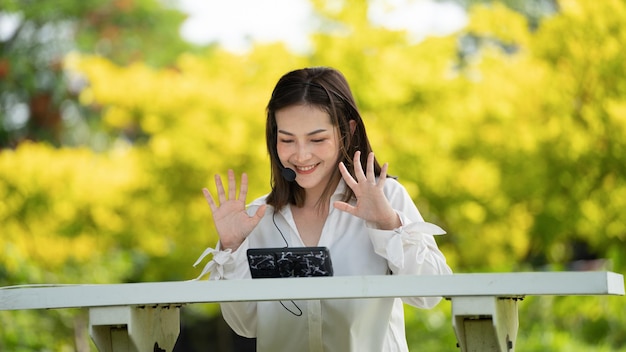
left=302, top=176, right=339, bottom=212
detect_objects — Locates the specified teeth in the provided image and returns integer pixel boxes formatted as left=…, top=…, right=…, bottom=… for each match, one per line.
left=297, top=165, right=316, bottom=171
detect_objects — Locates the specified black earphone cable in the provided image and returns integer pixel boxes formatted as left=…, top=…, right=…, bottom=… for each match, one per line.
left=272, top=210, right=289, bottom=248
left=272, top=210, right=303, bottom=316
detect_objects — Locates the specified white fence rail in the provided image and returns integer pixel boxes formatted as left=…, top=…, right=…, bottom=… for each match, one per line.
left=1, top=272, right=624, bottom=352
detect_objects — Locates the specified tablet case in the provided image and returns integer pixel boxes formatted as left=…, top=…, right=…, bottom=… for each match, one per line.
left=247, top=247, right=334, bottom=278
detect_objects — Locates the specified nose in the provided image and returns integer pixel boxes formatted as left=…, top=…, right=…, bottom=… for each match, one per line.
left=294, top=141, right=311, bottom=163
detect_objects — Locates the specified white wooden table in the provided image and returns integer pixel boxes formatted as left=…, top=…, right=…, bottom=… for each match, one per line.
left=1, top=272, right=623, bottom=352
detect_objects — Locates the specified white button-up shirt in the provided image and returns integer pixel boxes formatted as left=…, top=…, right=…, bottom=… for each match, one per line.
left=194, top=178, right=452, bottom=352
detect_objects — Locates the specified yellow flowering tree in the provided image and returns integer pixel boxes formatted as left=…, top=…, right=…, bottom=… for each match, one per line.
left=1, top=0, right=625, bottom=350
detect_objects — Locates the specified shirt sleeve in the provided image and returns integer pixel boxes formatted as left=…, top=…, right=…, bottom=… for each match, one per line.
left=191, top=197, right=273, bottom=338
left=367, top=179, right=453, bottom=309
left=192, top=237, right=259, bottom=337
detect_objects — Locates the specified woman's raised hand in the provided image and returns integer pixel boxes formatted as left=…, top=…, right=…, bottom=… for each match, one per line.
left=334, top=151, right=401, bottom=230
left=202, top=169, right=266, bottom=251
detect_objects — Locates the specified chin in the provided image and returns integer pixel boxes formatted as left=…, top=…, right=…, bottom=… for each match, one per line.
left=297, top=173, right=333, bottom=190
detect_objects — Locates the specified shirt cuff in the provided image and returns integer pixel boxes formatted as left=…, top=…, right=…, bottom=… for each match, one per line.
left=192, top=240, right=250, bottom=280
left=368, top=215, right=446, bottom=269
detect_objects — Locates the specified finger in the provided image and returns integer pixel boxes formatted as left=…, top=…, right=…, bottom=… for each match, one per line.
left=239, top=172, right=249, bottom=201
left=215, top=173, right=226, bottom=203
left=377, top=162, right=389, bottom=188
left=353, top=151, right=366, bottom=182
left=338, top=162, right=358, bottom=189
left=366, top=152, right=376, bottom=182
left=202, top=188, right=218, bottom=212
left=333, top=200, right=356, bottom=215
left=254, top=204, right=267, bottom=221
left=227, top=169, right=236, bottom=200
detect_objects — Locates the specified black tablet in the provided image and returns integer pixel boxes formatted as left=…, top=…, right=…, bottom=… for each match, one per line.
left=246, top=247, right=334, bottom=278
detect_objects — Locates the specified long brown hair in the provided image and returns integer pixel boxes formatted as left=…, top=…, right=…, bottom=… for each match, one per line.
left=265, top=67, right=381, bottom=210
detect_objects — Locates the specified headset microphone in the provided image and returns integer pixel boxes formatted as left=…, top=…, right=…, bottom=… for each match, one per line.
left=281, top=167, right=297, bottom=182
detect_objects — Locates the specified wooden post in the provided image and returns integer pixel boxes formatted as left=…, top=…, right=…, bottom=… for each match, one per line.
left=89, top=305, right=180, bottom=352
left=451, top=296, right=519, bottom=351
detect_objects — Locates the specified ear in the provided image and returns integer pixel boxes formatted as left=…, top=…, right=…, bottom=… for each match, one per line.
left=349, top=120, right=357, bottom=135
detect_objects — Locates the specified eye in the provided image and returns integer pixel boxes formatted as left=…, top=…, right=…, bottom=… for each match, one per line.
left=311, top=138, right=327, bottom=143
left=279, top=138, right=294, bottom=144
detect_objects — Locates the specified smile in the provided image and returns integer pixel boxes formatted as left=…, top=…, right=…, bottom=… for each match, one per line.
left=295, top=163, right=319, bottom=173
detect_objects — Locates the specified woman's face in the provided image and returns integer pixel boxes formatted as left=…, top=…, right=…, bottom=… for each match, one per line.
left=275, top=104, right=341, bottom=199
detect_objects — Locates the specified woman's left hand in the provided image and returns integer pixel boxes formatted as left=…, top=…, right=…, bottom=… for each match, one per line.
left=334, top=151, right=401, bottom=230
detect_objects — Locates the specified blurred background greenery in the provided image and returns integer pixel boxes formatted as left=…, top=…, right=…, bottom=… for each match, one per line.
left=1, top=0, right=624, bottom=351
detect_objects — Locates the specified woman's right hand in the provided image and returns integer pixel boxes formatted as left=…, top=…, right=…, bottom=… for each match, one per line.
left=202, top=169, right=266, bottom=251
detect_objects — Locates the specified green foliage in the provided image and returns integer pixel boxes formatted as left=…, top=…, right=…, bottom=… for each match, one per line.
left=0, top=0, right=190, bottom=147
left=1, top=0, right=625, bottom=350
left=404, top=303, right=458, bottom=351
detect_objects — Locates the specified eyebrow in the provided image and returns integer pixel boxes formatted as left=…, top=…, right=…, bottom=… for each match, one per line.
left=277, top=128, right=328, bottom=136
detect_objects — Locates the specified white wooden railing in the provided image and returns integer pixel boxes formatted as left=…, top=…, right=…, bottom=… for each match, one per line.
left=0, top=272, right=623, bottom=351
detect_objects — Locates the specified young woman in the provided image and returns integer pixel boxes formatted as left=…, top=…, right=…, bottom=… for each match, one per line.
left=194, top=67, right=452, bottom=351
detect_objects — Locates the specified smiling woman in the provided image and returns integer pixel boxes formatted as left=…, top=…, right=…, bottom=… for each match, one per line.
left=193, top=66, right=452, bottom=352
